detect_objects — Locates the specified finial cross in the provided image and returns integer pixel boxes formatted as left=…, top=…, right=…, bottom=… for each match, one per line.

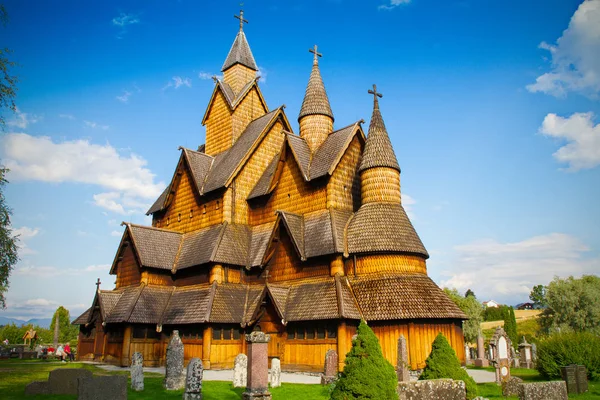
left=234, top=9, right=248, bottom=31
left=95, top=278, right=101, bottom=291
left=368, top=84, right=383, bottom=100
left=309, top=45, right=322, bottom=63
left=263, top=269, right=270, bottom=282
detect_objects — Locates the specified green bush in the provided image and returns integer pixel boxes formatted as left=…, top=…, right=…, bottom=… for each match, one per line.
left=420, top=333, right=478, bottom=400
left=536, top=331, right=600, bottom=380
left=330, top=320, right=398, bottom=400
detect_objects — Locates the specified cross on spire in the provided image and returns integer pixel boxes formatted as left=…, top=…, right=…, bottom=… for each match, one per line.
left=263, top=269, right=270, bottom=283
left=95, top=278, right=101, bottom=291
left=234, top=9, right=248, bottom=31
left=309, top=45, right=322, bottom=65
left=368, top=84, right=383, bottom=109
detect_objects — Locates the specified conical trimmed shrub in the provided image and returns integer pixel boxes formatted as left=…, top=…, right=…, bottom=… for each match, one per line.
left=331, top=320, right=398, bottom=399
left=420, top=333, right=478, bottom=400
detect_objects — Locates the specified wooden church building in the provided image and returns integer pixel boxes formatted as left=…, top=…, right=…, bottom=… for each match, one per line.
left=74, top=11, right=466, bottom=372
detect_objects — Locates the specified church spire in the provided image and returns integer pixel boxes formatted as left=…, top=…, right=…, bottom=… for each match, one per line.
left=360, top=85, right=402, bottom=205
left=221, top=9, right=258, bottom=94
left=298, top=45, right=334, bottom=152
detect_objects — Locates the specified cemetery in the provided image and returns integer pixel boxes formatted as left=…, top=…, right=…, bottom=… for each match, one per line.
left=1, top=2, right=599, bottom=400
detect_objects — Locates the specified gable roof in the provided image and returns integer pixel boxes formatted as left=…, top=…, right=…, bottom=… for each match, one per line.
left=201, top=78, right=267, bottom=125
left=222, top=30, right=258, bottom=71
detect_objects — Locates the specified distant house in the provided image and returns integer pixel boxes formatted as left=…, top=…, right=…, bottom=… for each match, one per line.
left=516, top=302, right=534, bottom=310
left=483, top=300, right=500, bottom=308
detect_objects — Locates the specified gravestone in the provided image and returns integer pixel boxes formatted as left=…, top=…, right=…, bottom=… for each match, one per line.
left=489, top=327, right=512, bottom=384
left=131, top=351, right=144, bottom=391
left=397, top=379, right=466, bottom=400
left=519, top=337, right=533, bottom=369
left=243, top=331, right=272, bottom=400
left=518, top=381, right=568, bottom=400
left=511, top=347, right=520, bottom=368
left=270, top=358, right=281, bottom=388
left=24, top=381, right=51, bottom=395
left=48, top=368, right=93, bottom=395
left=233, top=353, right=248, bottom=388
left=396, top=335, right=410, bottom=382
left=321, top=349, right=338, bottom=385
left=561, top=364, right=588, bottom=394
left=164, top=330, right=185, bottom=390
left=77, top=375, right=127, bottom=400
left=183, top=358, right=204, bottom=400
left=474, top=332, right=488, bottom=367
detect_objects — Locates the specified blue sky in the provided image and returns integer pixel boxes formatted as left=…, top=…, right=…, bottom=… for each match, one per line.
left=1, top=0, right=599, bottom=320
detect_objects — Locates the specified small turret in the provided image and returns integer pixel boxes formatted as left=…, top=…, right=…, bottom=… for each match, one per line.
left=359, top=85, right=401, bottom=204
left=298, top=45, right=334, bottom=152
left=221, top=9, right=258, bottom=94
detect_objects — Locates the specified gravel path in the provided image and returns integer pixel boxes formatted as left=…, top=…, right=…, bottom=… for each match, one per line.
left=466, top=368, right=496, bottom=383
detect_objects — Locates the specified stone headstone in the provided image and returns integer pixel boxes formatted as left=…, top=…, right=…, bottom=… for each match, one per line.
left=397, top=379, right=466, bottom=400
left=531, top=342, right=537, bottom=362
left=270, top=358, right=281, bottom=388
left=48, top=368, right=93, bottom=395
left=183, top=358, right=204, bottom=400
left=519, top=337, right=533, bottom=369
left=321, top=349, right=338, bottom=385
left=78, top=375, right=127, bottom=400
left=561, top=364, right=588, bottom=394
left=164, top=330, right=185, bottom=390
left=233, top=353, right=248, bottom=388
left=511, top=347, right=520, bottom=368
left=518, top=381, right=568, bottom=400
left=243, top=331, right=272, bottom=400
left=489, top=327, right=512, bottom=384
left=24, top=381, right=51, bottom=395
left=396, top=335, right=410, bottom=382
left=131, top=351, right=144, bottom=391
left=474, top=332, right=489, bottom=367
left=502, top=376, right=523, bottom=397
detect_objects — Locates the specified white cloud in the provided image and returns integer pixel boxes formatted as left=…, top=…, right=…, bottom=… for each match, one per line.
left=84, top=120, right=109, bottom=130
left=440, top=233, right=599, bottom=303
left=163, top=76, right=192, bottom=91
left=378, top=0, right=411, bottom=10
left=14, top=264, right=111, bottom=277
left=112, top=13, right=140, bottom=27
left=7, top=107, right=41, bottom=129
left=198, top=72, right=217, bottom=80
left=539, top=112, right=600, bottom=170
left=58, top=114, right=75, bottom=120
left=401, top=193, right=416, bottom=219
left=24, top=298, right=58, bottom=307
left=1, top=133, right=164, bottom=214
left=13, top=226, right=40, bottom=255
left=111, top=230, right=123, bottom=237
left=526, top=0, right=600, bottom=98
left=116, top=90, right=132, bottom=103
left=257, top=66, right=268, bottom=84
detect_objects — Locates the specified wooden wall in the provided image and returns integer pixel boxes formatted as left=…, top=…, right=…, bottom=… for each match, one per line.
left=231, top=87, right=268, bottom=143
left=115, top=244, right=141, bottom=288
left=153, top=167, right=223, bottom=233
left=268, top=230, right=329, bottom=283
left=327, top=135, right=362, bottom=212
left=231, top=119, right=286, bottom=224
left=346, top=254, right=427, bottom=276
left=223, top=64, right=255, bottom=94
left=205, top=91, right=233, bottom=156
left=249, top=156, right=327, bottom=225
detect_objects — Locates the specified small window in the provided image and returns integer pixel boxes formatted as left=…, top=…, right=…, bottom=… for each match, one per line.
left=133, top=326, right=146, bottom=339
left=203, top=205, right=207, bottom=214
left=233, top=328, right=242, bottom=340
left=286, top=325, right=295, bottom=339
left=327, top=325, right=337, bottom=339
left=167, top=217, right=170, bottom=226
left=216, top=200, right=220, bottom=210
left=213, top=328, right=222, bottom=340
left=146, top=328, right=159, bottom=340
left=223, top=328, right=232, bottom=340
left=178, top=213, right=182, bottom=222
left=317, top=326, right=326, bottom=339
left=306, top=328, right=315, bottom=339
left=190, top=208, right=193, bottom=219
left=296, top=328, right=305, bottom=340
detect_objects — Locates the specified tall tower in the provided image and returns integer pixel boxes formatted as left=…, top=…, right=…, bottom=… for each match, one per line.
left=221, top=9, right=258, bottom=94
left=359, top=85, right=402, bottom=204
left=298, top=45, right=334, bottom=152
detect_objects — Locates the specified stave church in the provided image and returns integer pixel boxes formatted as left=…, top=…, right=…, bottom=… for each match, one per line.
left=74, top=10, right=466, bottom=372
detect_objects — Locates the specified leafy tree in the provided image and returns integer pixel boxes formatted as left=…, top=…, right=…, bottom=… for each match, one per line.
left=0, top=168, right=18, bottom=308
left=1, top=5, right=18, bottom=129
left=464, top=289, right=475, bottom=298
left=503, top=307, right=518, bottom=347
left=541, top=275, right=600, bottom=334
left=420, top=333, right=478, bottom=400
left=529, top=284, right=547, bottom=308
left=50, top=306, right=79, bottom=344
left=0, top=323, right=53, bottom=345
left=443, top=288, right=483, bottom=343
left=331, top=320, right=397, bottom=400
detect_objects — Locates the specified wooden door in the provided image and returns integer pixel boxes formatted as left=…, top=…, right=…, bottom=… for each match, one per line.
left=93, top=321, right=105, bottom=359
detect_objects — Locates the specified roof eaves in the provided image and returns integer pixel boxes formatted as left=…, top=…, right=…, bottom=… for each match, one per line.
left=209, top=222, right=229, bottom=263
left=285, top=133, right=310, bottom=181
left=205, top=281, right=218, bottom=323
left=124, top=283, right=146, bottom=323
left=277, top=211, right=305, bottom=261
left=201, top=82, right=227, bottom=125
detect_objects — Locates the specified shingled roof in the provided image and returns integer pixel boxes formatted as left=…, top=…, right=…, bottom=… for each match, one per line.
left=298, top=50, right=333, bottom=121
left=221, top=29, right=258, bottom=71
left=359, top=91, right=400, bottom=173
left=346, top=202, right=429, bottom=258
left=201, top=79, right=267, bottom=125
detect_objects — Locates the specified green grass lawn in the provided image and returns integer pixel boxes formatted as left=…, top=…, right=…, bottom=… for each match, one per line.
left=0, top=359, right=329, bottom=400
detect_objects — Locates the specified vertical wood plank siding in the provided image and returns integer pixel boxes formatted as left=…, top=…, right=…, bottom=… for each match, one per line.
left=205, top=92, right=233, bottom=155
left=269, top=230, right=329, bottom=282
left=223, top=65, right=256, bottom=94
left=361, top=167, right=401, bottom=204
left=299, top=114, right=333, bottom=153
left=231, top=87, right=267, bottom=143
left=327, top=136, right=362, bottom=211
left=115, top=245, right=141, bottom=288
left=347, top=254, right=427, bottom=276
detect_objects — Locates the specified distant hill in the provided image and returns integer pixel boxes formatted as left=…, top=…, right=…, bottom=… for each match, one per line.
left=0, top=316, right=52, bottom=329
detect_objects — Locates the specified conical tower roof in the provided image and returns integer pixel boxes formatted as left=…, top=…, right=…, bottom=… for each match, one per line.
left=359, top=85, right=400, bottom=173
left=298, top=45, right=334, bottom=122
left=221, top=11, right=258, bottom=72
